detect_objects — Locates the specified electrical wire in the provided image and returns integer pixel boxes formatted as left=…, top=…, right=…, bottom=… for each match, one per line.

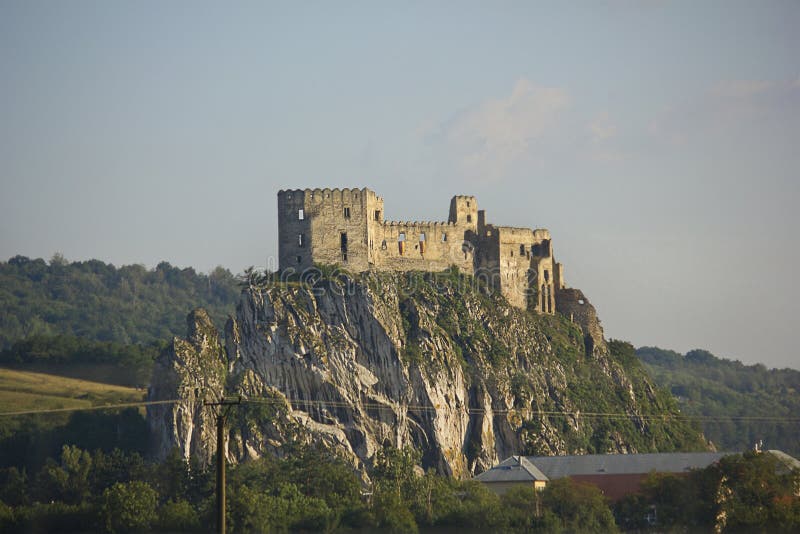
left=1, top=395, right=799, bottom=424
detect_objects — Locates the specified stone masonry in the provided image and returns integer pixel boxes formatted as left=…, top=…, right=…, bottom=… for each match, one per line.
left=278, top=187, right=569, bottom=314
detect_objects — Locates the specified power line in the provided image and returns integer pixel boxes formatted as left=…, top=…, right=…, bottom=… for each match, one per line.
left=0, top=398, right=184, bottom=417
left=1, top=395, right=799, bottom=424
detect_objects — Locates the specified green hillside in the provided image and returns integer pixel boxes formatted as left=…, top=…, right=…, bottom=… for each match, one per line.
left=0, top=368, right=147, bottom=469
left=0, top=255, right=241, bottom=349
left=637, top=346, right=800, bottom=456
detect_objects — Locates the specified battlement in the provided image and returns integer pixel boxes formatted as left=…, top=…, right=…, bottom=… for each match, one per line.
left=276, top=187, right=561, bottom=313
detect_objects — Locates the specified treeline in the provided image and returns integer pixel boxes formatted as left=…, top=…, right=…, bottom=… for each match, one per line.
left=0, top=255, right=241, bottom=349
left=0, top=336, right=162, bottom=387
left=2, top=444, right=797, bottom=533
left=0, top=444, right=620, bottom=534
left=0, top=408, right=148, bottom=473
left=638, top=346, right=800, bottom=457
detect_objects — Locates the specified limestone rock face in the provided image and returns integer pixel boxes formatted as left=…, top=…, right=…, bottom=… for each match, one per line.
left=147, top=309, right=228, bottom=466
left=147, top=273, right=704, bottom=476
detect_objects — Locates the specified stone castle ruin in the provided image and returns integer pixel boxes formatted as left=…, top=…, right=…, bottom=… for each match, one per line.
left=278, top=187, right=590, bottom=318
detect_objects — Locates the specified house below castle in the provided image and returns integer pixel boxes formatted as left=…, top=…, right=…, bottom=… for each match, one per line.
left=277, top=187, right=569, bottom=314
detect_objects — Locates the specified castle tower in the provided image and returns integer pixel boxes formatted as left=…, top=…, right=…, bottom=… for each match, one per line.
left=278, top=188, right=372, bottom=273
left=448, top=196, right=478, bottom=233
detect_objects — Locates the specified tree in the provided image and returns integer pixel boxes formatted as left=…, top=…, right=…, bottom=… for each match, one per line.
left=540, top=478, right=618, bottom=533
left=157, top=499, right=200, bottom=532
left=33, top=445, right=92, bottom=505
left=101, top=480, right=158, bottom=533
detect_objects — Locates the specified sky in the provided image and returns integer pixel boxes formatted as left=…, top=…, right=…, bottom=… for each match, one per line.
left=1, top=1, right=798, bottom=369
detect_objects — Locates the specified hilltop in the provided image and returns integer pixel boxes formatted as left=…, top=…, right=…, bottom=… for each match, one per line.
left=0, top=255, right=240, bottom=349
left=148, top=269, right=706, bottom=476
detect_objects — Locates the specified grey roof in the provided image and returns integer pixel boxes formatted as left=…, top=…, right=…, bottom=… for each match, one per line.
left=767, top=450, right=800, bottom=472
left=475, top=455, right=549, bottom=483
left=523, top=452, right=730, bottom=478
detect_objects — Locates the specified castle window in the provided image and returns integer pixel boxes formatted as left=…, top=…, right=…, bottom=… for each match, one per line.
left=374, top=210, right=381, bottom=221
left=520, top=245, right=525, bottom=255
left=381, top=239, right=387, bottom=250
left=544, top=270, right=550, bottom=282
left=298, top=233, right=305, bottom=247
left=340, top=233, right=348, bottom=262
left=466, top=201, right=470, bottom=207
left=298, top=209, right=304, bottom=220
left=296, top=256, right=302, bottom=264
left=466, top=215, right=472, bottom=223
left=343, top=207, right=351, bottom=218
left=510, top=250, right=514, bottom=257
left=441, top=233, right=447, bottom=242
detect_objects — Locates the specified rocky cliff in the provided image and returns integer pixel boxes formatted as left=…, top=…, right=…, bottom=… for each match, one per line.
left=147, top=270, right=705, bottom=477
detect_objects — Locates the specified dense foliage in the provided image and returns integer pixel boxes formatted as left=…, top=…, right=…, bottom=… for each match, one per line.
left=1, top=441, right=796, bottom=533
left=638, top=346, right=800, bottom=456
left=0, top=408, right=148, bottom=473
left=614, top=451, right=800, bottom=532
left=0, top=443, right=623, bottom=533
left=0, top=255, right=240, bottom=349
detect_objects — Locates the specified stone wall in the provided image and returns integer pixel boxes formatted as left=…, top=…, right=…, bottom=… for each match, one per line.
left=555, top=288, right=607, bottom=356
left=278, top=188, right=371, bottom=272
left=473, top=225, right=556, bottom=312
left=367, top=220, right=474, bottom=273
left=277, top=187, right=564, bottom=314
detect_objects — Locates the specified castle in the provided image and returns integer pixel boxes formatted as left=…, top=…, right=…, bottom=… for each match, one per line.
left=278, top=187, right=575, bottom=314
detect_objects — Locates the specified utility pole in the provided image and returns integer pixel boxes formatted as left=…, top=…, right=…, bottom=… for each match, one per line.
left=204, top=397, right=241, bottom=534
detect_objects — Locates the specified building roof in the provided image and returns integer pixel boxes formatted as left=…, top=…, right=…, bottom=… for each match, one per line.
left=767, top=450, right=800, bottom=472
left=524, top=452, right=730, bottom=478
left=474, top=455, right=549, bottom=483
left=476, top=450, right=800, bottom=485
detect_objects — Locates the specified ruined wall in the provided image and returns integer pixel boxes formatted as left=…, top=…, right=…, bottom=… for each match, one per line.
left=277, top=188, right=560, bottom=314
left=474, top=225, right=556, bottom=312
left=367, top=220, right=474, bottom=273
left=554, top=262, right=565, bottom=290
left=555, top=288, right=607, bottom=356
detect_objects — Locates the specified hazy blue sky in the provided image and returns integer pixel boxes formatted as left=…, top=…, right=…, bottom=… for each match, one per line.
left=1, top=1, right=798, bottom=369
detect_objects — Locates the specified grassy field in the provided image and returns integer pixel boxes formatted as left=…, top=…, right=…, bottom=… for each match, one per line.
left=0, top=368, right=150, bottom=468
left=0, top=367, right=144, bottom=414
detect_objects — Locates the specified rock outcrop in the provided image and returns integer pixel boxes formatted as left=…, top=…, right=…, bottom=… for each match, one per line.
left=147, top=271, right=704, bottom=477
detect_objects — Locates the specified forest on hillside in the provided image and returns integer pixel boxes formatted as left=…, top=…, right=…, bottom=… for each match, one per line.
left=637, top=346, right=800, bottom=457
left=0, top=255, right=241, bottom=349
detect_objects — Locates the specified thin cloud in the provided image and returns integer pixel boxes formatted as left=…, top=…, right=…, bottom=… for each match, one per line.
left=426, top=79, right=570, bottom=182
left=650, top=78, right=800, bottom=145
left=587, top=111, right=617, bottom=143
